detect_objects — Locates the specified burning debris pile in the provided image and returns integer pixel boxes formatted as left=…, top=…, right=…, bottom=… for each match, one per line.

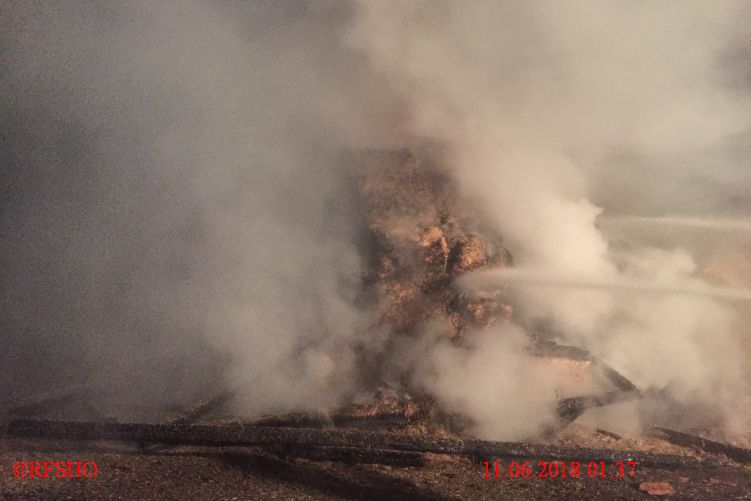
left=355, top=148, right=513, bottom=340
left=3, top=4, right=751, bottom=498
left=6, top=149, right=749, bottom=490
left=1, top=148, right=641, bottom=439
left=336, top=149, right=647, bottom=436
left=5, top=147, right=746, bottom=460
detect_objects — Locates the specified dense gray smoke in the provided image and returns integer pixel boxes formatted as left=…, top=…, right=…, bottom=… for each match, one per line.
left=1, top=1, right=394, bottom=414
left=2, top=1, right=749, bottom=439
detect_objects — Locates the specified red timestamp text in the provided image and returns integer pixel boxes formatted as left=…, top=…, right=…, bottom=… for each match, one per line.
left=482, top=460, right=637, bottom=480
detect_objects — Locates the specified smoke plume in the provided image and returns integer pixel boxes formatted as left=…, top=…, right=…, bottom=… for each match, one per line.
left=346, top=0, right=751, bottom=437
left=2, top=1, right=749, bottom=439
left=1, top=0, right=394, bottom=414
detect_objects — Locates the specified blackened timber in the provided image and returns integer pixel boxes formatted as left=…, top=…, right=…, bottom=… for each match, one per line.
left=169, top=390, right=236, bottom=425
left=269, top=445, right=424, bottom=466
left=556, top=390, right=641, bottom=425
left=530, top=341, right=592, bottom=361
left=5, top=419, right=717, bottom=468
left=595, top=429, right=623, bottom=441
left=139, top=389, right=237, bottom=454
left=252, top=412, right=411, bottom=429
left=595, top=361, right=638, bottom=392
left=653, top=427, right=751, bottom=464
left=3, top=383, right=104, bottom=419
left=531, top=340, right=638, bottom=392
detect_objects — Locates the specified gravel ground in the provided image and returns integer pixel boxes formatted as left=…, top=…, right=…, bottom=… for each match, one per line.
left=1, top=438, right=749, bottom=500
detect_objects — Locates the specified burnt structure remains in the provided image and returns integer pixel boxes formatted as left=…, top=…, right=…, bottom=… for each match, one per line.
left=3, top=149, right=749, bottom=473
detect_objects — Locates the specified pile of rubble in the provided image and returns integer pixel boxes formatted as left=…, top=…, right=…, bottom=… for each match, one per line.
left=354, top=148, right=513, bottom=340
left=3, top=149, right=750, bottom=478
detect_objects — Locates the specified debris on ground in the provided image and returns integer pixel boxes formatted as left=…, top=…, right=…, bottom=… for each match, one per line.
left=639, top=481, right=675, bottom=496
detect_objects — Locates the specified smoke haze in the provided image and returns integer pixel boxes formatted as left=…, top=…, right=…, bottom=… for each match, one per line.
left=347, top=0, right=751, bottom=436
left=1, top=0, right=394, bottom=414
left=2, top=1, right=750, bottom=438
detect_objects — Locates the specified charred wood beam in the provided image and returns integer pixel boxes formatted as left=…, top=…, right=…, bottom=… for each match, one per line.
left=139, top=389, right=237, bottom=454
left=595, top=429, right=623, bottom=441
left=3, top=383, right=105, bottom=419
left=168, top=390, right=236, bottom=425
left=531, top=341, right=641, bottom=438
left=145, top=393, right=412, bottom=454
left=652, top=427, right=751, bottom=464
left=4, top=419, right=716, bottom=468
left=594, top=361, right=637, bottom=392
left=162, top=390, right=414, bottom=429
left=251, top=412, right=412, bottom=429
left=556, top=390, right=642, bottom=426
left=531, top=340, right=638, bottom=392
left=145, top=407, right=412, bottom=454
left=269, top=445, right=424, bottom=466
left=530, top=341, right=592, bottom=361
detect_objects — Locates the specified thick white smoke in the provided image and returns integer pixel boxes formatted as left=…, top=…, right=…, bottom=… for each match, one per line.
left=3, top=1, right=749, bottom=440
left=346, top=0, right=751, bottom=437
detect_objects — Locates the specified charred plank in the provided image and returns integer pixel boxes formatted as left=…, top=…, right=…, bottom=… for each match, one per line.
left=252, top=412, right=412, bottom=430
left=4, top=419, right=716, bottom=468
left=531, top=341, right=638, bottom=392
left=168, top=390, right=235, bottom=425
left=269, top=445, right=424, bottom=466
left=595, top=429, right=623, bottom=441
left=595, top=361, right=637, bottom=392
left=3, top=383, right=105, bottom=419
left=652, top=427, right=751, bottom=464
left=139, top=389, right=237, bottom=453
left=556, top=390, right=641, bottom=425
